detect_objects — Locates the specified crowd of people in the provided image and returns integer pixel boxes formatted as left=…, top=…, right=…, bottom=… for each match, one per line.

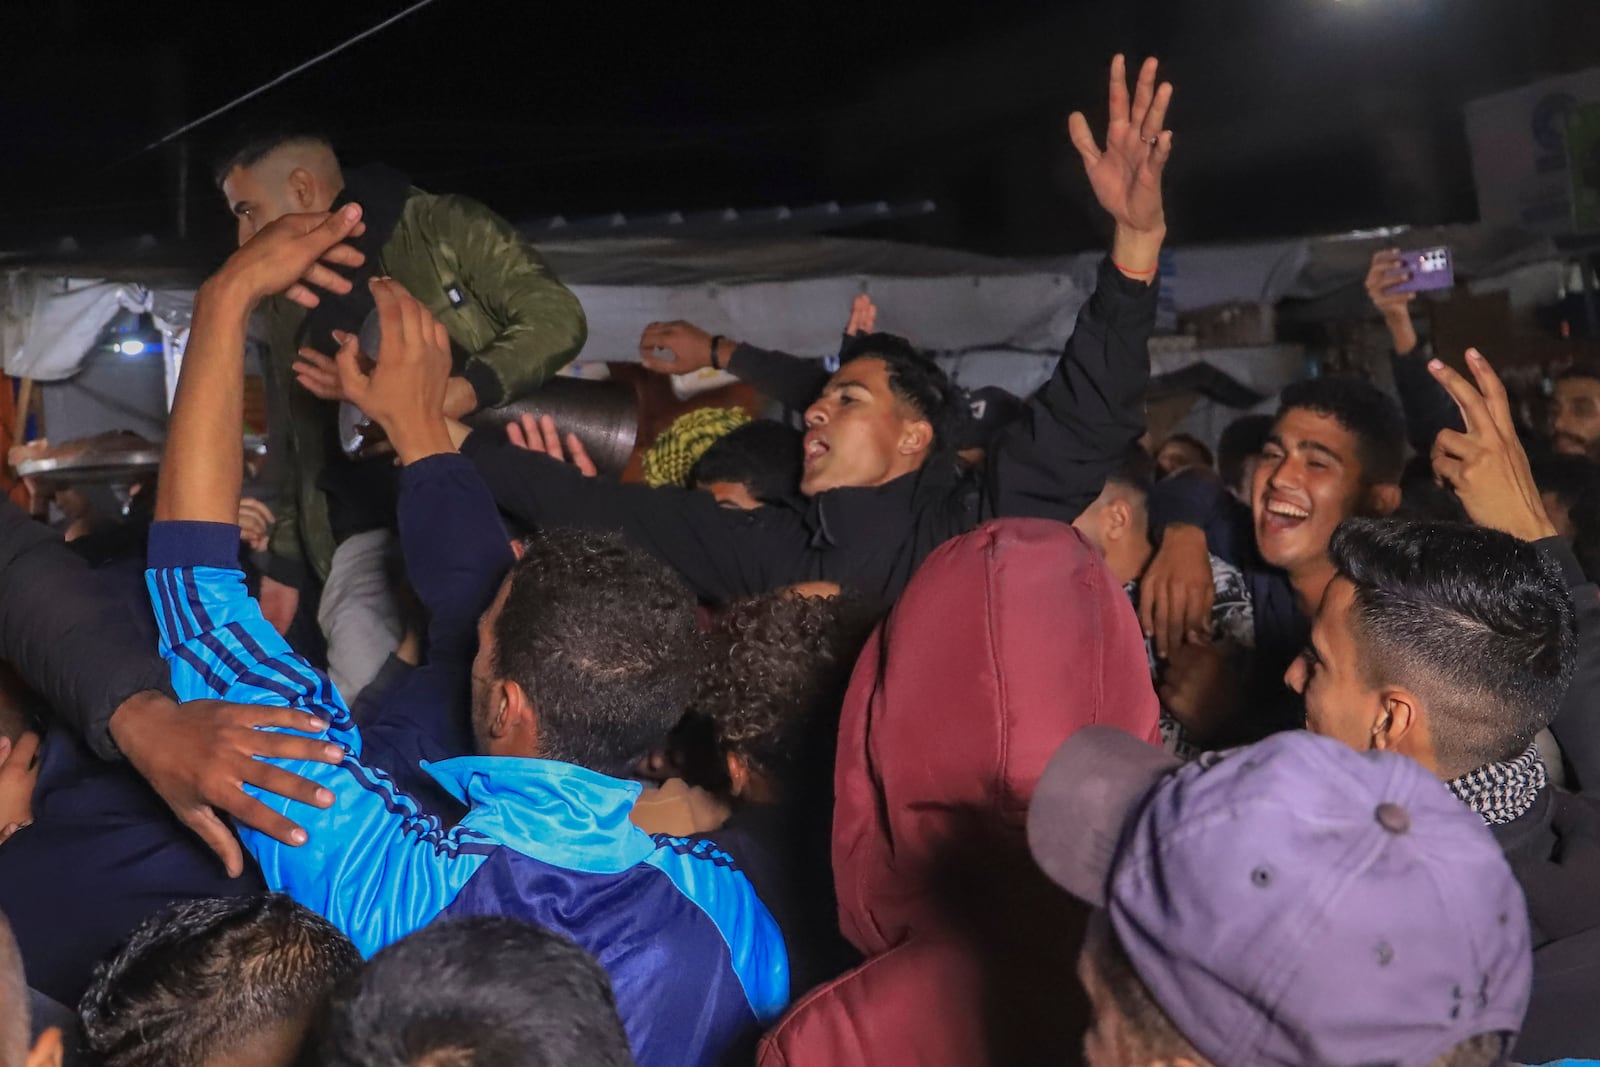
left=4, top=52, right=1600, bottom=1067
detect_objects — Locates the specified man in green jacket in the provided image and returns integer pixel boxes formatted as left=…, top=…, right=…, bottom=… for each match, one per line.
left=215, top=128, right=586, bottom=693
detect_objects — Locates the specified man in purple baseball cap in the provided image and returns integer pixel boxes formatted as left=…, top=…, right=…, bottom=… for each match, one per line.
left=1027, top=726, right=1532, bottom=1067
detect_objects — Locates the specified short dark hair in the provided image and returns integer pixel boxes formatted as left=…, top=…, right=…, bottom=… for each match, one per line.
left=1103, top=445, right=1157, bottom=501
left=1217, top=414, right=1274, bottom=493
left=1091, top=916, right=1510, bottom=1067
left=493, top=529, right=703, bottom=776
left=841, top=333, right=959, bottom=449
left=79, top=894, right=360, bottom=1067
left=211, top=123, right=336, bottom=189
left=318, top=917, right=632, bottom=1067
left=1329, top=519, right=1578, bottom=777
left=697, top=593, right=875, bottom=787
left=1277, top=377, right=1407, bottom=485
left=688, top=420, right=803, bottom=503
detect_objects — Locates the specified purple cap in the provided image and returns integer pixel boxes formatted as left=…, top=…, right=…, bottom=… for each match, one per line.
left=1027, top=727, right=1532, bottom=1067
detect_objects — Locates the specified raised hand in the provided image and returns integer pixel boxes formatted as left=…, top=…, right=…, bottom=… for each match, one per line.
left=1429, top=348, right=1556, bottom=543
left=1068, top=54, right=1173, bottom=238
left=845, top=294, right=878, bottom=336
left=1365, top=249, right=1420, bottom=355
left=506, top=413, right=599, bottom=477
left=640, top=321, right=717, bottom=375
left=214, top=204, right=367, bottom=309
left=334, top=278, right=456, bottom=464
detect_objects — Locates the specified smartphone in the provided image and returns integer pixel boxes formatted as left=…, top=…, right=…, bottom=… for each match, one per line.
left=1388, top=247, right=1454, bottom=294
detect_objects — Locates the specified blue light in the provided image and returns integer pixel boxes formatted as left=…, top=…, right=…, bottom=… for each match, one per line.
left=118, top=340, right=146, bottom=356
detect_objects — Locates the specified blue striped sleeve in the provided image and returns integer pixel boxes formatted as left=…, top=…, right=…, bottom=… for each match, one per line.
left=146, top=520, right=490, bottom=957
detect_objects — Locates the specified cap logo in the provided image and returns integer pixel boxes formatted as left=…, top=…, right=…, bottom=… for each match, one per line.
left=1375, top=802, right=1411, bottom=834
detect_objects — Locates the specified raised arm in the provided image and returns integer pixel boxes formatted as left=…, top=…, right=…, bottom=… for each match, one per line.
left=638, top=321, right=830, bottom=415
left=984, top=54, right=1170, bottom=522
left=637, top=294, right=879, bottom=415
left=1366, top=248, right=1462, bottom=454
left=145, top=208, right=483, bottom=950
left=328, top=276, right=515, bottom=756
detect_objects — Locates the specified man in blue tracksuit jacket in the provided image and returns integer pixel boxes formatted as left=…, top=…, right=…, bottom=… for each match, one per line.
left=144, top=206, right=789, bottom=1067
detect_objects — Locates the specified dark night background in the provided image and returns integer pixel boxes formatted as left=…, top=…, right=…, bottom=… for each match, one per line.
left=1, top=0, right=1597, bottom=260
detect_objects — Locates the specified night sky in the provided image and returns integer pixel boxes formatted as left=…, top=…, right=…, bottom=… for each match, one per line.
left=2, top=0, right=1597, bottom=259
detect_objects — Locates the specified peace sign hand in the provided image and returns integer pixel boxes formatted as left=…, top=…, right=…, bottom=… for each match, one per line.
left=1429, top=349, right=1556, bottom=543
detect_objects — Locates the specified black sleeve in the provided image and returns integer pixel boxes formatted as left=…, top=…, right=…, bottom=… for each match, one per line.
left=1541, top=535, right=1600, bottom=792
left=0, top=501, right=174, bottom=759
left=1148, top=468, right=1242, bottom=559
left=1390, top=341, right=1463, bottom=456
left=726, top=343, right=832, bottom=416
left=462, top=430, right=815, bottom=602
left=982, top=257, right=1157, bottom=523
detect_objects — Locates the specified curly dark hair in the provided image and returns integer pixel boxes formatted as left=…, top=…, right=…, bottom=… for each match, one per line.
left=493, top=529, right=704, bottom=776
left=79, top=894, right=361, bottom=1067
left=696, top=593, right=876, bottom=788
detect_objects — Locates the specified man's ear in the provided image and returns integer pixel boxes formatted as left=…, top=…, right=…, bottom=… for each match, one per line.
left=1366, top=482, right=1402, bottom=517
left=287, top=167, right=319, bottom=211
left=726, top=752, right=750, bottom=797
left=1105, top=498, right=1133, bottom=543
left=499, top=680, right=540, bottom=751
left=26, top=1027, right=64, bottom=1067
left=1370, top=689, right=1420, bottom=753
left=898, top=419, right=934, bottom=457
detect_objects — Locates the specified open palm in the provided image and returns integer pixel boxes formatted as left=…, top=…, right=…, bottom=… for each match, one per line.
left=1068, top=55, right=1173, bottom=234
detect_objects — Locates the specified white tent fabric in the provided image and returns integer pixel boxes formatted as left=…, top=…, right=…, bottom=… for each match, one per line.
left=1, top=272, right=196, bottom=400
left=0, top=223, right=1576, bottom=403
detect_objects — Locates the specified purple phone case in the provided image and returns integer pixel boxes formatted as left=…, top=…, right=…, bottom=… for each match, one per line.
left=1388, top=247, right=1454, bottom=294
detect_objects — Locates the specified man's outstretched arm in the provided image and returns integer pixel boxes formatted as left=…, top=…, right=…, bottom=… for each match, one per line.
left=985, top=54, right=1171, bottom=523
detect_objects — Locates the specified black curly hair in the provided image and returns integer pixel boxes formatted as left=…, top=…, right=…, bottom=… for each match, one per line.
left=695, top=593, right=877, bottom=790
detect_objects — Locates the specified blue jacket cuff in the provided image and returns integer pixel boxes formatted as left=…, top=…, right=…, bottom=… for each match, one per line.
left=149, top=521, right=242, bottom=570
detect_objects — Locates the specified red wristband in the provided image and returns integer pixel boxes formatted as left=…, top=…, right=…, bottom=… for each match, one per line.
left=1113, top=260, right=1159, bottom=276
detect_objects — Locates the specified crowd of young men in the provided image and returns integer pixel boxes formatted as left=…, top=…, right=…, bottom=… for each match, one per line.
left=3, top=52, right=1600, bottom=1067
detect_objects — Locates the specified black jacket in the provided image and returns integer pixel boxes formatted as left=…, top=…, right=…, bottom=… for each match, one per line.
left=466, top=257, right=1156, bottom=605
left=1493, top=786, right=1600, bottom=1063
left=0, top=500, right=174, bottom=759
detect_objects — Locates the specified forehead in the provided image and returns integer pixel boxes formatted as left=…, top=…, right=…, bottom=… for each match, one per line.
left=825, top=357, right=891, bottom=394
left=1557, top=376, right=1600, bottom=401
left=221, top=163, right=269, bottom=205
left=1272, top=408, right=1359, bottom=459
